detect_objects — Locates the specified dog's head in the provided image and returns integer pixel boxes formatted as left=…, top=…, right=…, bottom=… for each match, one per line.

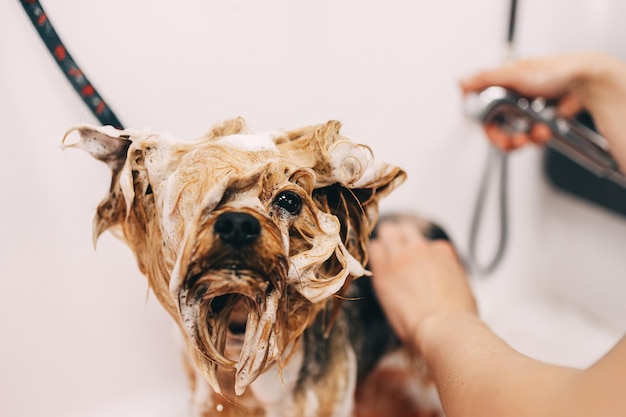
left=64, top=118, right=405, bottom=395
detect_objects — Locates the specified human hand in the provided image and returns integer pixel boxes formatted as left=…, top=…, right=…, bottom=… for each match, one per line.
left=368, top=219, right=477, bottom=352
left=461, top=52, right=626, bottom=161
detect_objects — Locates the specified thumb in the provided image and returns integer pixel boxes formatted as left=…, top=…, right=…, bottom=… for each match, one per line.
left=557, top=93, right=583, bottom=118
left=367, top=239, right=388, bottom=271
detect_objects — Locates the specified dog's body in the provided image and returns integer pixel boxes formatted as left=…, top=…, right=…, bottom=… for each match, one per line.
left=65, top=118, right=443, bottom=417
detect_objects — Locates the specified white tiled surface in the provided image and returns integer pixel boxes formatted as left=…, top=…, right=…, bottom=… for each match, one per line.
left=2, top=1, right=625, bottom=416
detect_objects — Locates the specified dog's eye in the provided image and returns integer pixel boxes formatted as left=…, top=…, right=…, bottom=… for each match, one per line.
left=273, top=191, right=302, bottom=215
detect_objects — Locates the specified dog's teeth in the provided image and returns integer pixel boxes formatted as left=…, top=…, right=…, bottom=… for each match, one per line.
left=234, top=290, right=279, bottom=395
left=205, top=364, right=222, bottom=395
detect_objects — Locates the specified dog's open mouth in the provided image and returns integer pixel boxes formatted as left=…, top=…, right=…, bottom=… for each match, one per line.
left=225, top=301, right=247, bottom=336
left=211, top=295, right=248, bottom=359
left=210, top=294, right=247, bottom=334
left=178, top=270, right=284, bottom=396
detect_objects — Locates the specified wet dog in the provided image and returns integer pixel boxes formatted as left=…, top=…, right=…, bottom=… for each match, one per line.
left=64, top=118, right=444, bottom=417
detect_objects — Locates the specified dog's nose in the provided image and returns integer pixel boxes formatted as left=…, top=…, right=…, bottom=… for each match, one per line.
left=214, top=212, right=261, bottom=246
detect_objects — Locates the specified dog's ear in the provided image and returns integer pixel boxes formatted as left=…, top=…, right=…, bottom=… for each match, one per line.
left=63, top=124, right=133, bottom=245
left=63, top=124, right=132, bottom=173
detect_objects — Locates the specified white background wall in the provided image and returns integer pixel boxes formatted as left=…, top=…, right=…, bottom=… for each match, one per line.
left=2, top=1, right=626, bottom=416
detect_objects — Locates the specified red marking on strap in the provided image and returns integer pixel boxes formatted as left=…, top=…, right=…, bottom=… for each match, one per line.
left=37, top=13, right=47, bottom=25
left=68, top=67, right=83, bottom=77
left=24, top=0, right=36, bottom=4
left=54, top=45, right=66, bottom=61
left=81, top=85, right=95, bottom=97
left=96, top=101, right=106, bottom=115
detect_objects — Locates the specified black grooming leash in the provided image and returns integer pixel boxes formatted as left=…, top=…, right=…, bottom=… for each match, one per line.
left=19, top=0, right=124, bottom=129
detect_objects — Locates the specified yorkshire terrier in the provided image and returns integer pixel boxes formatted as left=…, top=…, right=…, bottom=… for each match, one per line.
left=64, top=118, right=445, bottom=417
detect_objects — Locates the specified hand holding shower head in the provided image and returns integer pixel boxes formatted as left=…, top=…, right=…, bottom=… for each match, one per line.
left=466, top=86, right=626, bottom=188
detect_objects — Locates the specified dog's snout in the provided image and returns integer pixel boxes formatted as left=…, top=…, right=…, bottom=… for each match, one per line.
left=214, top=212, right=261, bottom=246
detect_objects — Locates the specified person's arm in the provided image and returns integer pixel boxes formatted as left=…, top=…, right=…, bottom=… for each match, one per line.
left=369, top=221, right=626, bottom=417
left=418, top=312, right=579, bottom=417
left=419, top=310, right=626, bottom=417
left=461, top=51, right=626, bottom=170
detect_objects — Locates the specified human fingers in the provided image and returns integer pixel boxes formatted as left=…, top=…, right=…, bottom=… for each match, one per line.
left=367, top=238, right=389, bottom=270
left=528, top=123, right=552, bottom=145
left=460, top=68, right=519, bottom=95
left=368, top=222, right=407, bottom=271
left=459, top=63, right=548, bottom=96
left=484, top=124, right=531, bottom=151
left=387, top=217, right=427, bottom=246
left=557, top=92, right=584, bottom=118
left=484, top=121, right=556, bottom=150
left=374, top=221, right=407, bottom=250
left=375, top=220, right=427, bottom=253
left=460, top=55, right=585, bottom=99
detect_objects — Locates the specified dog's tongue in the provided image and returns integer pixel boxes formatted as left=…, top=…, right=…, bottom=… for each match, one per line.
left=234, top=289, right=280, bottom=395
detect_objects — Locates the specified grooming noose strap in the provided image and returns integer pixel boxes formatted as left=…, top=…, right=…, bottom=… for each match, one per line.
left=19, top=0, right=125, bottom=129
